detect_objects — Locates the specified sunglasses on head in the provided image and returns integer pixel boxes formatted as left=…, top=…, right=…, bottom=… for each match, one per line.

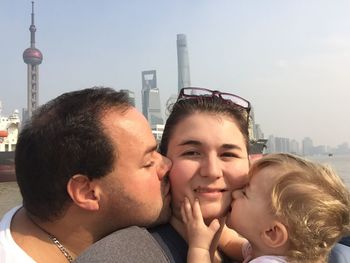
left=177, top=87, right=251, bottom=113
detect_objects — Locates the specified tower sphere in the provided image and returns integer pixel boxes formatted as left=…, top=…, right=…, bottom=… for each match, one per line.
left=23, top=47, right=43, bottom=65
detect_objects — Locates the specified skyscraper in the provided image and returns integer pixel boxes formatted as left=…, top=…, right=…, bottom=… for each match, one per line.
left=120, top=89, right=135, bottom=106
left=177, top=34, right=191, bottom=93
left=141, top=70, right=164, bottom=127
left=23, top=1, right=43, bottom=121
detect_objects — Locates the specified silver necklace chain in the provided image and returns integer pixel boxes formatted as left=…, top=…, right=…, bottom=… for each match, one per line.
left=28, top=214, right=74, bottom=262
left=48, top=235, right=74, bottom=262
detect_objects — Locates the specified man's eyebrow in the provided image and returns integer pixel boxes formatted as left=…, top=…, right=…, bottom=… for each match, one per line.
left=144, top=144, right=158, bottom=155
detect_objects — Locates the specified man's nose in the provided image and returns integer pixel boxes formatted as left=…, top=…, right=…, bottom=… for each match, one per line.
left=157, top=154, right=172, bottom=180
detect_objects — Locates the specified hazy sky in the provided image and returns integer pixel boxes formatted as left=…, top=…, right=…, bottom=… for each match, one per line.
left=1, top=0, right=349, bottom=147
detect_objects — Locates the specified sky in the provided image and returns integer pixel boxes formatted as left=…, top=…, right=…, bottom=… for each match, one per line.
left=1, top=0, right=349, bottom=148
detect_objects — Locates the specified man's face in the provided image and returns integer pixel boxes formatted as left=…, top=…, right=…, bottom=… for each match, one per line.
left=99, top=107, right=171, bottom=230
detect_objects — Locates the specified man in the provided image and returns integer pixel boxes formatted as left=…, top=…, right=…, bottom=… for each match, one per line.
left=0, top=87, right=171, bottom=262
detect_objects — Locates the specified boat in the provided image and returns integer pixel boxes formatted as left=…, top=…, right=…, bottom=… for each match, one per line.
left=249, top=138, right=268, bottom=162
left=0, top=105, right=20, bottom=182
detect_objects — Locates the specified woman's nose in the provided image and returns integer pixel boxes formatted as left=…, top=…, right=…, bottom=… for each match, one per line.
left=200, top=155, right=222, bottom=178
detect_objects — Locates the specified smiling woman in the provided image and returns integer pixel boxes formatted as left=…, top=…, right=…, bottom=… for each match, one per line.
left=149, top=87, right=251, bottom=262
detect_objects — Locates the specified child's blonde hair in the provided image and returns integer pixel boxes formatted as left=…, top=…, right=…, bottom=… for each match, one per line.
left=250, top=153, right=350, bottom=262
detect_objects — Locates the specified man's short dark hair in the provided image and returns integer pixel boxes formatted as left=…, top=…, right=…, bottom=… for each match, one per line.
left=15, top=87, right=131, bottom=221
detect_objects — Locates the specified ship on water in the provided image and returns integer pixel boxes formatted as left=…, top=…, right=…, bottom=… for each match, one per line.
left=0, top=103, right=20, bottom=182
left=249, top=138, right=268, bottom=162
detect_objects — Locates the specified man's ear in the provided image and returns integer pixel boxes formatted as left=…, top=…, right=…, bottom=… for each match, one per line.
left=261, top=221, right=288, bottom=248
left=67, top=174, right=100, bottom=211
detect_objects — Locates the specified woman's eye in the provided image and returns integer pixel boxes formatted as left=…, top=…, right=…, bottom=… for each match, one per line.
left=221, top=152, right=239, bottom=158
left=182, top=151, right=200, bottom=156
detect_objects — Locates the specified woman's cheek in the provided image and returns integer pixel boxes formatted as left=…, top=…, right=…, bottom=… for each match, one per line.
left=169, top=165, right=187, bottom=198
left=226, top=164, right=249, bottom=189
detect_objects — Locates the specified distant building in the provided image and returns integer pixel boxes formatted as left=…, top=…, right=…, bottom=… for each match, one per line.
left=275, top=137, right=290, bottom=153
left=141, top=70, right=164, bottom=126
left=290, top=139, right=300, bottom=155
left=22, top=2, right=43, bottom=121
left=302, top=137, right=314, bottom=156
left=336, top=142, right=350, bottom=154
left=313, top=145, right=326, bottom=155
left=120, top=89, right=135, bottom=106
left=177, top=34, right=191, bottom=93
left=248, top=107, right=264, bottom=141
left=0, top=102, right=20, bottom=152
left=266, top=135, right=276, bottom=153
left=152, top=124, right=165, bottom=143
left=254, top=124, right=264, bottom=140
left=165, top=94, right=178, bottom=118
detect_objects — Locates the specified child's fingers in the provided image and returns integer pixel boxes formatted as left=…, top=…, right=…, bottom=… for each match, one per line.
left=208, top=218, right=221, bottom=233
left=182, top=197, right=193, bottom=222
left=192, top=198, right=203, bottom=220
left=181, top=200, right=188, bottom=224
left=218, top=216, right=226, bottom=229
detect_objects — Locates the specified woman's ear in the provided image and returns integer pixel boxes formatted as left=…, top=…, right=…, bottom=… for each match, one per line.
left=67, top=174, right=100, bottom=211
left=261, top=221, right=288, bottom=248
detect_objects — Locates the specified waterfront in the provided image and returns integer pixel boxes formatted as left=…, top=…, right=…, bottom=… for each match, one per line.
left=0, top=181, right=21, bottom=218
left=308, top=154, right=350, bottom=188
left=0, top=154, right=349, bottom=218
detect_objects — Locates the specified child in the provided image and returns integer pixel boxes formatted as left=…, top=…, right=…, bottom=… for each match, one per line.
left=181, top=153, right=350, bottom=262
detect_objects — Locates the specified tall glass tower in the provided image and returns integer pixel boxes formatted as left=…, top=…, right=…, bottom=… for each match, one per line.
left=23, top=1, right=43, bottom=121
left=120, top=89, right=135, bottom=106
left=177, top=34, right=191, bottom=93
left=141, top=70, right=164, bottom=127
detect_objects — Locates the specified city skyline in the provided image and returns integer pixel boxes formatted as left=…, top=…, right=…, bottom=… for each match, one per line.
left=1, top=1, right=349, bottom=147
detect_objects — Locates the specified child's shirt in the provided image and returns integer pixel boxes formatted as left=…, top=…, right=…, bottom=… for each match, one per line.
left=249, top=255, right=286, bottom=262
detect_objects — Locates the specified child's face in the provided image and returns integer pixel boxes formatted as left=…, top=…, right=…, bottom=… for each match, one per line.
left=227, top=166, right=278, bottom=244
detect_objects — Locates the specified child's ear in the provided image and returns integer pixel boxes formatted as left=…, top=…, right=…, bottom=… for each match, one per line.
left=261, top=221, right=288, bottom=248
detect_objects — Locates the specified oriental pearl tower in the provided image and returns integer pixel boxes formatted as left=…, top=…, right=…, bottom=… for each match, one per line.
left=23, top=1, right=43, bottom=120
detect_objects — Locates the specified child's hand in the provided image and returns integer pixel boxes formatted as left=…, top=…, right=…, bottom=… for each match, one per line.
left=181, top=197, right=221, bottom=251
left=219, top=224, right=249, bottom=261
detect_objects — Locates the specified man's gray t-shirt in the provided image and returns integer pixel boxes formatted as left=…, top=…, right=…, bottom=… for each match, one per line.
left=74, top=226, right=170, bottom=263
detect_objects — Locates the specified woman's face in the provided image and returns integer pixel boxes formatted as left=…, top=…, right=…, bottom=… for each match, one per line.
left=167, top=112, right=250, bottom=223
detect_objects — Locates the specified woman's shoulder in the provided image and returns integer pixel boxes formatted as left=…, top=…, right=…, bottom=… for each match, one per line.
left=148, top=223, right=188, bottom=263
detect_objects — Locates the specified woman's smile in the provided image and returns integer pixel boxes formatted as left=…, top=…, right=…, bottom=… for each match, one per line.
left=194, top=186, right=227, bottom=199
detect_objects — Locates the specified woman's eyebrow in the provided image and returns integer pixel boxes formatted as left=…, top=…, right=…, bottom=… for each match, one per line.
left=222, top=144, right=242, bottom=150
left=178, top=140, right=201, bottom=146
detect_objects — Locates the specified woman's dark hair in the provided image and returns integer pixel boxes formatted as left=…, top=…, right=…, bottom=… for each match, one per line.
left=15, top=87, right=131, bottom=221
left=159, top=96, right=250, bottom=155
